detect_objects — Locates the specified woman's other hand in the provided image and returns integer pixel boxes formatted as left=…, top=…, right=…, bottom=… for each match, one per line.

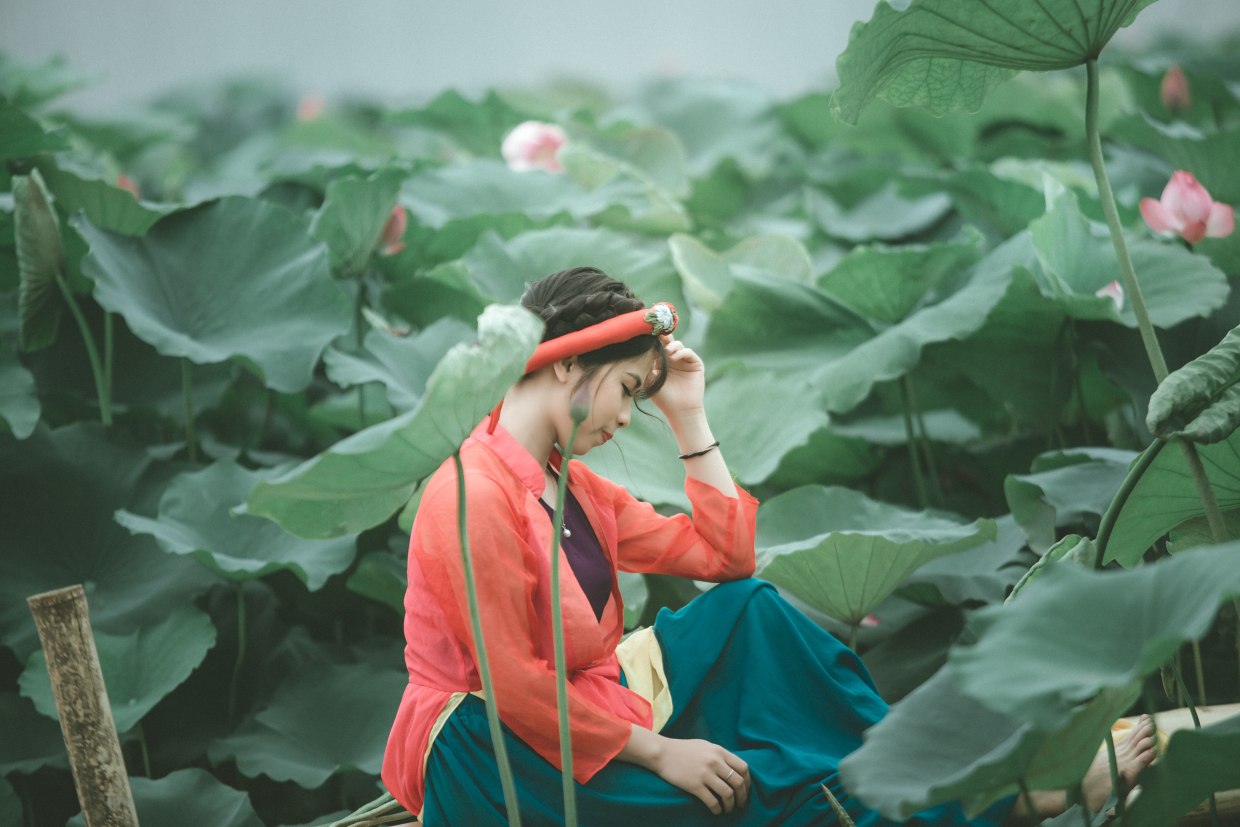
left=649, top=334, right=705, bottom=420
left=651, top=735, right=750, bottom=815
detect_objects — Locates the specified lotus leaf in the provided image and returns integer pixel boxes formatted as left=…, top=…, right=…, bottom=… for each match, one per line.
left=1125, top=712, right=1240, bottom=827
left=20, top=604, right=216, bottom=733
left=387, top=89, right=532, bottom=158
left=839, top=667, right=1136, bottom=819
left=1146, top=322, right=1240, bottom=443
left=66, top=768, right=264, bottom=827
left=209, top=657, right=406, bottom=788
left=950, top=544, right=1240, bottom=728
left=13, top=169, right=65, bottom=352
left=36, top=162, right=170, bottom=236
left=0, top=692, right=67, bottom=774
left=310, top=168, right=406, bottom=276
left=805, top=184, right=953, bottom=244
left=346, top=550, right=406, bottom=613
left=0, top=342, right=39, bottom=437
left=0, top=99, right=70, bottom=160
left=76, top=196, right=352, bottom=393
left=1104, top=429, right=1240, bottom=566
left=0, top=423, right=216, bottom=660
left=831, top=0, right=1159, bottom=124
left=1004, top=448, right=1135, bottom=553
left=669, top=232, right=812, bottom=313
left=248, top=303, right=542, bottom=538
left=756, top=485, right=996, bottom=626
left=115, top=459, right=358, bottom=589
left=323, top=317, right=475, bottom=412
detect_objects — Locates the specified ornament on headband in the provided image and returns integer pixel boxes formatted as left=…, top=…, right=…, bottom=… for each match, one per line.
left=486, top=302, right=678, bottom=433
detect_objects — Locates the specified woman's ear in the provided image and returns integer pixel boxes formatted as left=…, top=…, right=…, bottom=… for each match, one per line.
left=551, top=356, right=576, bottom=384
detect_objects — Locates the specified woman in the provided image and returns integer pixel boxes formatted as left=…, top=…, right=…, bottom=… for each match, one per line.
left=381, top=267, right=1153, bottom=825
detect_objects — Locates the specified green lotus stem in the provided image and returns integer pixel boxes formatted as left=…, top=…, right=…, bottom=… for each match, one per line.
left=54, top=276, right=111, bottom=426
left=1169, top=659, right=1220, bottom=827
left=1067, top=321, right=1094, bottom=446
left=452, top=452, right=523, bottom=827
left=549, top=417, right=583, bottom=827
left=1085, top=59, right=1229, bottom=549
left=1191, top=640, right=1208, bottom=706
left=1015, top=779, right=1042, bottom=827
left=228, top=583, right=246, bottom=725
left=1093, top=438, right=1167, bottom=568
left=1103, top=730, right=1125, bottom=824
left=1076, top=784, right=1091, bottom=827
left=181, top=358, right=198, bottom=462
left=898, top=378, right=929, bottom=509
left=905, top=376, right=944, bottom=508
left=136, top=721, right=152, bottom=777
left=103, top=312, right=114, bottom=411
left=848, top=623, right=859, bottom=653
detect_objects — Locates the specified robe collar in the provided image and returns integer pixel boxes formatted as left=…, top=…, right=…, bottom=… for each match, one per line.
left=468, top=419, right=550, bottom=497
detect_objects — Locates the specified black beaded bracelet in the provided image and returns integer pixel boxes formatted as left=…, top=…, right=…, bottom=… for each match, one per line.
left=678, top=440, right=720, bottom=460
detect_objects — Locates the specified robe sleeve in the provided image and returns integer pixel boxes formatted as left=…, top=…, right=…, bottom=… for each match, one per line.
left=413, top=463, right=638, bottom=783
left=609, top=473, right=759, bottom=581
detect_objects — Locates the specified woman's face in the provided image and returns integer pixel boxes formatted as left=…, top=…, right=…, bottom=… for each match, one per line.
left=558, top=352, right=655, bottom=456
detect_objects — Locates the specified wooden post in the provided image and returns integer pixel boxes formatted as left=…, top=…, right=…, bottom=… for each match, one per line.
left=27, top=584, right=138, bottom=827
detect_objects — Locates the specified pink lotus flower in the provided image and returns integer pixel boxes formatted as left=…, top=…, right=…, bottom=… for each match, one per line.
left=1160, top=64, right=1191, bottom=112
left=859, top=614, right=880, bottom=629
left=1140, top=171, right=1235, bottom=244
left=296, top=94, right=325, bottom=122
left=1095, top=280, right=1124, bottom=312
left=115, top=174, right=140, bottom=199
left=378, top=204, right=407, bottom=257
left=501, top=121, right=567, bottom=173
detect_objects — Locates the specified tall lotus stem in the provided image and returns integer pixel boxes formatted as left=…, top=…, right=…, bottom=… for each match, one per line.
left=1085, top=59, right=1227, bottom=698
left=548, top=387, right=589, bottom=826
left=55, top=277, right=112, bottom=426
left=898, top=378, right=928, bottom=508
left=181, top=358, right=198, bottom=462
left=452, top=452, right=523, bottom=826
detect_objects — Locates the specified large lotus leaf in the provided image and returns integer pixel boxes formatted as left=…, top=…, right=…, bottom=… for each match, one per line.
left=1006, top=534, right=1097, bottom=604
left=830, top=0, right=1159, bottom=124
left=805, top=184, right=953, bottom=244
left=668, top=233, right=812, bottom=313
left=1030, top=192, right=1229, bottom=328
left=1004, top=448, right=1136, bottom=553
left=702, top=367, right=829, bottom=487
left=699, top=271, right=873, bottom=379
left=567, top=120, right=690, bottom=200
left=36, top=162, right=170, bottom=236
left=66, top=768, right=264, bottom=827
left=0, top=423, right=216, bottom=660
left=904, top=167, right=1045, bottom=240
left=0, top=692, right=67, bottom=774
left=581, top=403, right=688, bottom=512
left=897, top=515, right=1028, bottom=609
left=1146, top=322, right=1240, bottom=443
left=617, top=78, right=784, bottom=178
left=839, top=667, right=1136, bottom=819
left=454, top=225, right=680, bottom=307
left=0, top=99, right=70, bottom=160
left=310, top=168, right=406, bottom=276
left=755, top=485, right=997, bottom=626
left=209, top=657, right=406, bottom=788
left=560, top=139, right=691, bottom=236
left=818, top=235, right=980, bottom=326
left=926, top=263, right=1072, bottom=428
left=13, top=169, right=65, bottom=352
left=382, top=263, right=492, bottom=329
left=387, top=89, right=532, bottom=158
left=811, top=253, right=1011, bottom=415
left=346, top=550, right=406, bottom=614
left=0, top=342, right=39, bottom=438
left=115, top=460, right=357, bottom=589
left=323, top=318, right=475, bottom=411
left=248, top=304, right=542, bottom=538
left=75, top=197, right=352, bottom=393
left=0, top=54, right=91, bottom=108
left=1104, top=429, right=1240, bottom=566
left=402, top=159, right=611, bottom=229
left=832, top=409, right=981, bottom=447
left=0, top=777, right=16, bottom=826
left=764, top=426, right=882, bottom=490
left=1126, top=712, right=1240, bottom=827
left=950, top=544, right=1240, bottom=729
left=20, top=604, right=216, bottom=733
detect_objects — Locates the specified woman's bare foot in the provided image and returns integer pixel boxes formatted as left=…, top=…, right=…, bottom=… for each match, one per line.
left=1081, top=715, right=1157, bottom=811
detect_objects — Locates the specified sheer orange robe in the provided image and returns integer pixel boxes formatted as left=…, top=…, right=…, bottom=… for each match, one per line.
left=382, top=420, right=759, bottom=816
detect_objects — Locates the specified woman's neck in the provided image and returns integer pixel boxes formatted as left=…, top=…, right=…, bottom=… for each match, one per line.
left=496, top=386, right=558, bottom=469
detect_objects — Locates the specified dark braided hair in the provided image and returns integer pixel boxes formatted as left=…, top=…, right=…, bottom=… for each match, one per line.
left=520, top=266, right=669, bottom=397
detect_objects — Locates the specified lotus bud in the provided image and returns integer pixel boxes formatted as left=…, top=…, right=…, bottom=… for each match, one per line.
left=115, top=174, right=140, bottom=200
left=377, top=204, right=407, bottom=257
left=569, top=381, right=591, bottom=426
left=1095, top=280, right=1124, bottom=312
left=859, top=614, right=880, bottom=629
left=501, top=121, right=566, bottom=173
left=1159, top=64, right=1191, bottom=113
left=1140, top=171, right=1235, bottom=245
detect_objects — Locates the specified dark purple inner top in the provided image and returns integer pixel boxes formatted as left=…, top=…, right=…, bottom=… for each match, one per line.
left=538, top=480, right=611, bottom=622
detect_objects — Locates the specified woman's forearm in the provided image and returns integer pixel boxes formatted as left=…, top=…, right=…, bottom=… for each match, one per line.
left=666, top=408, right=737, bottom=498
left=615, top=723, right=666, bottom=770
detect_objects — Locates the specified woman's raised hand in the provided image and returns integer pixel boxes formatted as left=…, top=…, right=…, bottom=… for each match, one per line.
left=650, top=735, right=750, bottom=815
left=650, top=334, right=706, bottom=419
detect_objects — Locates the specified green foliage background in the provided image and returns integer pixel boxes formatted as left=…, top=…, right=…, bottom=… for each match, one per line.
left=3, top=12, right=1240, bottom=824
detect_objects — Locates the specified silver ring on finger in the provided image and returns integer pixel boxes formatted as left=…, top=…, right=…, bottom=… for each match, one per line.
left=723, top=769, right=735, bottom=782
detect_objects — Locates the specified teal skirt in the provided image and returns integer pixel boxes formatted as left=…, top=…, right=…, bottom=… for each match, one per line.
left=421, top=578, right=1014, bottom=826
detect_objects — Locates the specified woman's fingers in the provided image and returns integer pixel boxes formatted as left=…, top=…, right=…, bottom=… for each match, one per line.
left=704, top=774, right=737, bottom=814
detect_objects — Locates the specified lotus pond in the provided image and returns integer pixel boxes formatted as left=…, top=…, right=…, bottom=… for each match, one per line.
left=3, top=1, right=1240, bottom=825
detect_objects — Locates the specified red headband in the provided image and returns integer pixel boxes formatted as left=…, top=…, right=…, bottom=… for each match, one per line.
left=487, top=302, right=678, bottom=433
